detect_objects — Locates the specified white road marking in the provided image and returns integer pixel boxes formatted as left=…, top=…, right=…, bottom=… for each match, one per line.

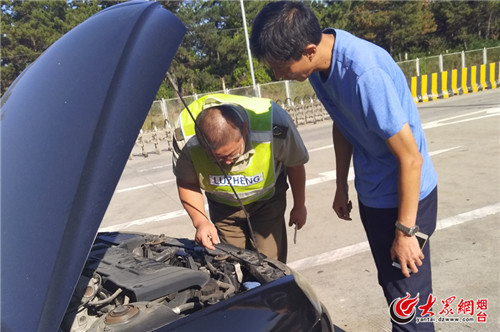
left=287, top=202, right=500, bottom=271
left=422, top=107, right=500, bottom=130
left=116, top=179, right=175, bottom=193
left=137, top=164, right=172, bottom=173
left=101, top=107, right=499, bottom=269
left=107, top=107, right=498, bottom=230
left=306, top=168, right=355, bottom=186
left=308, top=145, right=333, bottom=152
left=100, top=202, right=500, bottom=270
left=119, top=147, right=462, bottom=194
left=99, top=208, right=192, bottom=232
left=119, top=107, right=499, bottom=193
left=101, top=147, right=459, bottom=231
left=436, top=202, right=500, bottom=231
left=428, top=146, right=462, bottom=156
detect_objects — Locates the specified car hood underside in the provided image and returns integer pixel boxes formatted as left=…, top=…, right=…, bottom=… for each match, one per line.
left=1, top=1, right=185, bottom=330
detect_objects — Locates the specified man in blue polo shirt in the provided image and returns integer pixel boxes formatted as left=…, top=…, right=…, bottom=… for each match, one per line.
left=251, top=2, right=438, bottom=331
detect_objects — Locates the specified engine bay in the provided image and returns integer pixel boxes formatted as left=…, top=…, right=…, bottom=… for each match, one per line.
left=61, top=232, right=291, bottom=331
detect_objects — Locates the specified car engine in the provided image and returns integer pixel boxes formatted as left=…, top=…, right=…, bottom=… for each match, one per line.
left=61, top=232, right=292, bottom=331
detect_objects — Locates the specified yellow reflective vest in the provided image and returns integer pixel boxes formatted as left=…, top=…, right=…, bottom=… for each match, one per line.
left=179, top=94, right=276, bottom=206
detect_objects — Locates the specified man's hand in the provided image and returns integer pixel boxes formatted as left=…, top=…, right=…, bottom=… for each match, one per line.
left=332, top=188, right=352, bottom=220
left=194, top=220, right=220, bottom=250
left=289, top=204, right=307, bottom=229
left=391, top=232, right=424, bottom=278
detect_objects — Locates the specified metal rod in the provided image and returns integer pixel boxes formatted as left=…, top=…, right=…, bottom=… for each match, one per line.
left=239, top=0, right=257, bottom=96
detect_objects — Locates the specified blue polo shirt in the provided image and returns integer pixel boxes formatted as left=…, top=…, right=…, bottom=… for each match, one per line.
left=310, top=29, right=437, bottom=208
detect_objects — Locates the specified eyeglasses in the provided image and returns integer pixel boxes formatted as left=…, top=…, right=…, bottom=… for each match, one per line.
left=214, top=138, right=245, bottom=164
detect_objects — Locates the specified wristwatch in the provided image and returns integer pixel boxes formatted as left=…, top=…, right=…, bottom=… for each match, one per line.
left=395, top=221, right=419, bottom=236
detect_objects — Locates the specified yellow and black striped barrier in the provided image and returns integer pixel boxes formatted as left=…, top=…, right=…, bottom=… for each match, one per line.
left=411, top=62, right=500, bottom=103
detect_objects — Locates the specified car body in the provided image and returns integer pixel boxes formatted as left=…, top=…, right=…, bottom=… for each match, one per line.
left=0, top=1, right=333, bottom=331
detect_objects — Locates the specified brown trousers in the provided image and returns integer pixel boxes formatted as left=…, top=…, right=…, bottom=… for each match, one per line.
left=207, top=172, right=289, bottom=263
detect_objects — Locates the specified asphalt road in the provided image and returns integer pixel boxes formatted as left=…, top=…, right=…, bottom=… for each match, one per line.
left=100, top=88, right=500, bottom=332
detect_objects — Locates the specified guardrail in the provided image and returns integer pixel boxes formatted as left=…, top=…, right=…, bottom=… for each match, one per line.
left=411, top=62, right=500, bottom=102
left=276, top=95, right=330, bottom=125
left=130, top=123, right=173, bottom=159
left=133, top=59, right=500, bottom=158
left=131, top=95, right=330, bottom=158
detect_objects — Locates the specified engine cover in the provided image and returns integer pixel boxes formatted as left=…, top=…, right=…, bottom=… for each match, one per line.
left=87, top=243, right=210, bottom=302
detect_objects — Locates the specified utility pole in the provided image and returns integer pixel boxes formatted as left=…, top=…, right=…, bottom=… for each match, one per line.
left=240, top=0, right=257, bottom=96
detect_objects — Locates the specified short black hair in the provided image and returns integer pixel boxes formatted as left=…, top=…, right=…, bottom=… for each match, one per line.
left=250, top=1, right=322, bottom=63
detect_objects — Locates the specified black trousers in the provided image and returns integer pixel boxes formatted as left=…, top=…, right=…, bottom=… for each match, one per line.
left=359, top=187, right=437, bottom=332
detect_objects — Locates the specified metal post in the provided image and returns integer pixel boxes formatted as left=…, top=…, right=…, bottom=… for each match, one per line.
left=285, top=80, right=291, bottom=106
left=240, top=0, right=257, bottom=96
left=461, top=51, right=466, bottom=68
left=416, top=58, right=420, bottom=76
left=160, top=98, right=168, bottom=123
left=483, top=47, right=487, bottom=64
left=439, top=54, right=443, bottom=72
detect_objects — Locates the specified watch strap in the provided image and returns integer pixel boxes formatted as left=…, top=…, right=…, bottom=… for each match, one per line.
left=395, top=221, right=419, bottom=236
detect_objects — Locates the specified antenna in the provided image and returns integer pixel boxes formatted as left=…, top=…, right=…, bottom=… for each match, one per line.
left=166, top=72, right=263, bottom=265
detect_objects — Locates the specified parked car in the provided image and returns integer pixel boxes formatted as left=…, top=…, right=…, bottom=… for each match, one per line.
left=0, top=1, right=333, bottom=331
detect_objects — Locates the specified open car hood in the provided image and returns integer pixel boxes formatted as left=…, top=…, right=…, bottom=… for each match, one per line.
left=0, top=1, right=186, bottom=330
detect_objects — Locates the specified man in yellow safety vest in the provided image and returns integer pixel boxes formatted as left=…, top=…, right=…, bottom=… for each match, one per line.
left=172, top=93, right=309, bottom=263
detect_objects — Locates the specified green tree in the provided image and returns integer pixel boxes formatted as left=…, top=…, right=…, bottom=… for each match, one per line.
left=477, top=1, right=500, bottom=41
left=1, top=0, right=100, bottom=94
left=66, top=0, right=101, bottom=28
left=2, top=0, right=498, bottom=97
left=430, top=0, right=500, bottom=51
left=163, top=1, right=268, bottom=96
left=1, top=0, right=66, bottom=92
left=431, top=0, right=474, bottom=50
left=346, top=0, right=436, bottom=57
left=311, top=0, right=356, bottom=31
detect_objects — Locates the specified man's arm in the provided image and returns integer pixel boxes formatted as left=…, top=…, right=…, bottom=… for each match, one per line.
left=332, top=123, right=353, bottom=220
left=386, top=122, right=423, bottom=278
left=286, top=164, right=307, bottom=229
left=176, top=179, right=219, bottom=250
